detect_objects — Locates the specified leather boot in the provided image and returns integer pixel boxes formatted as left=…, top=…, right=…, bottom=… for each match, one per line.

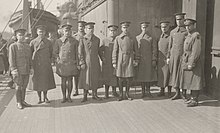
left=118, top=87, right=123, bottom=101
left=125, top=86, right=133, bottom=101
left=92, top=90, right=102, bottom=101
left=167, top=86, right=172, bottom=98
left=112, top=87, right=119, bottom=97
left=171, top=88, right=181, bottom=100
left=157, top=87, right=165, bottom=97
left=187, top=97, right=198, bottom=107
left=141, top=83, right=145, bottom=98
left=81, top=89, right=88, bottom=102
left=146, top=87, right=153, bottom=98
left=180, top=89, right=187, bottom=101
left=104, top=85, right=109, bottom=99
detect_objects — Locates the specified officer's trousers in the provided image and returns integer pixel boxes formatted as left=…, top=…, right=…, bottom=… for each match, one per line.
left=13, top=74, right=29, bottom=103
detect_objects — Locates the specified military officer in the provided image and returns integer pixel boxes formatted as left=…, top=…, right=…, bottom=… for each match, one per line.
left=9, top=29, right=32, bottom=109
left=167, top=13, right=188, bottom=100
left=112, top=21, right=139, bottom=101
left=0, top=33, right=8, bottom=74
left=179, top=19, right=203, bottom=107
left=72, top=20, right=86, bottom=96
left=157, top=21, right=172, bottom=97
left=54, top=24, right=79, bottom=103
left=136, top=22, right=157, bottom=98
left=99, top=25, right=119, bottom=99
left=78, top=22, right=102, bottom=102
left=30, top=25, right=56, bottom=104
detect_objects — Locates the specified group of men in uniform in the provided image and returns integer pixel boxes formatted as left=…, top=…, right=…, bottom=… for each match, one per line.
left=8, top=12, right=203, bottom=109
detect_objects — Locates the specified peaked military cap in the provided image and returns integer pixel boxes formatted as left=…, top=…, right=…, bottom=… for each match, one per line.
left=85, top=22, right=95, bottom=26
left=140, top=21, right=150, bottom=27
left=120, top=21, right=131, bottom=27
left=61, top=23, right=72, bottom=29
left=107, top=25, right=118, bottom=29
left=78, top=21, right=86, bottom=25
left=184, top=18, right=197, bottom=26
left=174, top=12, right=186, bottom=20
left=159, top=20, right=170, bottom=27
left=35, top=25, right=47, bottom=30
left=14, top=28, right=26, bottom=35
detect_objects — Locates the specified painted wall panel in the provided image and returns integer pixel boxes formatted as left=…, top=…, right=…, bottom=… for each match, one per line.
left=81, top=1, right=107, bottom=39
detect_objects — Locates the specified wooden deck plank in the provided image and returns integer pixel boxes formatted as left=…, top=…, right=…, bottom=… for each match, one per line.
left=0, top=74, right=219, bottom=133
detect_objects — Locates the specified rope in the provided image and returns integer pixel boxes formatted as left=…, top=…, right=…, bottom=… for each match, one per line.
left=1, top=0, right=22, bottom=33
left=0, top=0, right=43, bottom=52
left=31, top=0, right=54, bottom=30
left=31, top=0, right=49, bottom=27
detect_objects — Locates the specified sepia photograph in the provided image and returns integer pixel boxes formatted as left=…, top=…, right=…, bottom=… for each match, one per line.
left=0, top=0, right=219, bottom=133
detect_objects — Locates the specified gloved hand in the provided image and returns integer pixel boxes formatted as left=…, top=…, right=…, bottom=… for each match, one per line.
left=30, top=68, right=34, bottom=75
left=81, top=64, right=86, bottom=70
left=133, top=60, right=138, bottom=67
left=113, top=64, right=117, bottom=69
left=166, top=58, right=170, bottom=64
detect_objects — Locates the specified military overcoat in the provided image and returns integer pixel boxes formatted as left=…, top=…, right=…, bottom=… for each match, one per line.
left=179, top=31, right=203, bottom=90
left=54, top=36, right=79, bottom=77
left=112, top=33, right=139, bottom=78
left=30, top=37, right=56, bottom=91
left=0, top=39, right=7, bottom=72
left=135, top=32, right=157, bottom=82
left=99, top=37, right=118, bottom=86
left=168, top=27, right=187, bottom=87
left=157, top=33, right=170, bottom=87
left=78, top=34, right=102, bottom=90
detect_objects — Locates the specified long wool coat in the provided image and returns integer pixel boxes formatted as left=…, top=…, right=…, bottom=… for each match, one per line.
left=78, top=34, right=102, bottom=90
left=157, top=33, right=170, bottom=87
left=112, top=32, right=139, bottom=78
left=179, top=31, right=203, bottom=90
left=53, top=36, right=79, bottom=77
left=135, top=32, right=157, bottom=82
left=168, top=27, right=187, bottom=87
left=99, top=37, right=118, bottom=86
left=0, top=39, right=7, bottom=72
left=30, top=36, right=56, bottom=91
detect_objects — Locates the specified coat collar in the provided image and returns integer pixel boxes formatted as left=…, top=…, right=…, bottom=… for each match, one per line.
left=175, top=26, right=186, bottom=32
left=107, top=36, right=116, bottom=42
left=84, top=34, right=94, bottom=41
left=161, top=32, right=169, bottom=38
left=77, top=32, right=85, bottom=37
left=119, top=32, right=131, bottom=38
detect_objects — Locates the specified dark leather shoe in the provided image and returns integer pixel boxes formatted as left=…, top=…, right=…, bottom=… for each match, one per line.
left=117, top=97, right=123, bottom=101
left=92, top=95, right=102, bottom=101
left=187, top=100, right=198, bottom=107
left=22, top=101, right=32, bottom=107
left=184, top=98, right=192, bottom=104
left=44, top=98, right=50, bottom=103
left=157, top=92, right=165, bottom=97
left=146, top=91, right=153, bottom=98
left=112, top=92, right=119, bottom=97
left=38, top=100, right=43, bottom=104
left=125, top=93, right=133, bottom=101
left=67, top=97, right=72, bottom=103
left=81, top=97, right=87, bottom=103
left=17, top=103, right=23, bottom=109
left=61, top=98, right=67, bottom=103
left=73, top=92, right=79, bottom=96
